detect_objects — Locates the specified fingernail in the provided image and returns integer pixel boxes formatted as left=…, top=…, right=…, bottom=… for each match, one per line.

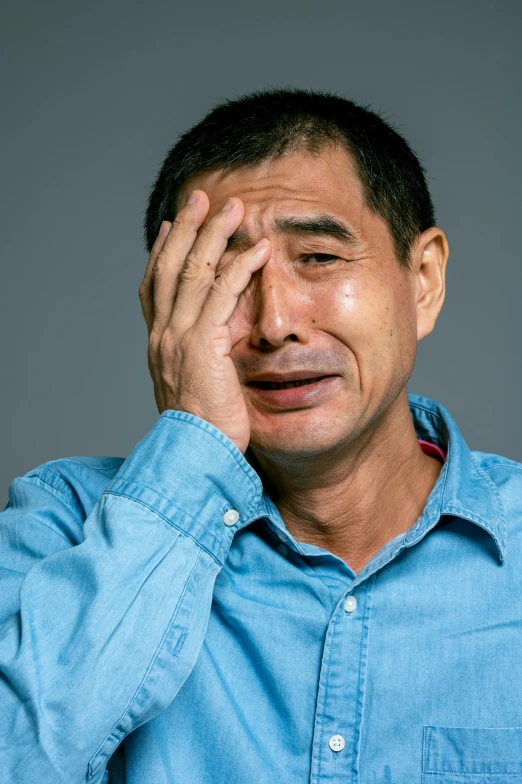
left=222, top=198, right=235, bottom=211
left=187, top=191, right=198, bottom=205
left=158, top=221, right=170, bottom=237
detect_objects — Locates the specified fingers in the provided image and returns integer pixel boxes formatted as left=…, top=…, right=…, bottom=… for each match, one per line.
left=138, top=220, right=171, bottom=331
left=198, top=238, right=272, bottom=329
left=170, top=196, right=245, bottom=331
left=149, top=191, right=210, bottom=334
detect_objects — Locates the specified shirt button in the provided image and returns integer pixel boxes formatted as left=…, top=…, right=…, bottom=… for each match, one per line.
left=223, top=509, right=240, bottom=526
left=276, top=544, right=289, bottom=557
left=329, top=734, right=346, bottom=752
left=344, top=595, right=357, bottom=613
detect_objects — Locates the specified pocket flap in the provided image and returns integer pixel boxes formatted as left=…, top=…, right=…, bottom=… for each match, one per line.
left=423, top=725, right=522, bottom=777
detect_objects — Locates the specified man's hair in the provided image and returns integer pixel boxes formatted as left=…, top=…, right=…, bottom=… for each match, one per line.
left=144, top=88, right=435, bottom=267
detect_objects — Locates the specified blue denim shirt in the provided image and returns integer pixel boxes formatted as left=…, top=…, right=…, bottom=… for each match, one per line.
left=2, top=393, right=522, bottom=783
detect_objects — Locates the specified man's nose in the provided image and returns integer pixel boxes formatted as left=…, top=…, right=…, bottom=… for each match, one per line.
left=249, top=262, right=311, bottom=348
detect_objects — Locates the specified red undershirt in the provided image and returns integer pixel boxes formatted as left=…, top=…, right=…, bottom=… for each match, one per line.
left=418, top=439, right=446, bottom=463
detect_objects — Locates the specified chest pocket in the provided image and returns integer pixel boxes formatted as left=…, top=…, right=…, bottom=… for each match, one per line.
left=422, top=726, right=522, bottom=783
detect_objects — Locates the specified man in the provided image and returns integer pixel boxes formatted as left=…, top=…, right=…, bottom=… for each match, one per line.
left=1, top=88, right=522, bottom=783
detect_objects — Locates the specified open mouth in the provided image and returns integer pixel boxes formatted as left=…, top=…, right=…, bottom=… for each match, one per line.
left=248, top=376, right=329, bottom=390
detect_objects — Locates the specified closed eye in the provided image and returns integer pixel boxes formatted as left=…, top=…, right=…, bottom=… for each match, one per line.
left=302, top=253, right=341, bottom=265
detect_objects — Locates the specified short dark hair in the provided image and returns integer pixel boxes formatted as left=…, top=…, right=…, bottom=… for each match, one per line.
left=144, top=88, right=435, bottom=267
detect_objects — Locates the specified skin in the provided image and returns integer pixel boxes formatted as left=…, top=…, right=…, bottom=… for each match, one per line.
left=139, top=145, right=449, bottom=573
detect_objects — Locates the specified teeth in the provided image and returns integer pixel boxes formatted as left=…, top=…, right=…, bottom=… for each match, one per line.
left=257, top=377, right=324, bottom=390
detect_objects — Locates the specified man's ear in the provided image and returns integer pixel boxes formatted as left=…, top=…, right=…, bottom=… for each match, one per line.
left=410, top=227, right=449, bottom=341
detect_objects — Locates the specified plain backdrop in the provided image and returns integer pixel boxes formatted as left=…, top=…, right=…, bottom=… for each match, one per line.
left=1, top=0, right=521, bottom=501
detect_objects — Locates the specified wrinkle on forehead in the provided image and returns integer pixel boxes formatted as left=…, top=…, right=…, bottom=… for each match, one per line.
left=180, top=149, right=369, bottom=251
left=179, top=147, right=364, bottom=218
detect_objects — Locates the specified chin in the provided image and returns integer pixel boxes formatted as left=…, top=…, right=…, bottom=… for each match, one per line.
left=249, top=414, right=354, bottom=459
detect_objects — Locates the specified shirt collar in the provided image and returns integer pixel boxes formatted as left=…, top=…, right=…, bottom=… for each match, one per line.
left=247, top=393, right=506, bottom=565
left=405, top=393, right=506, bottom=562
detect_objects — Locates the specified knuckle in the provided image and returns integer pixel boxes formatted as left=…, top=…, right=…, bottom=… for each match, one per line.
left=172, top=211, right=189, bottom=230
left=211, top=274, right=233, bottom=296
left=148, top=321, right=166, bottom=345
left=158, top=330, right=174, bottom=356
left=197, top=220, right=216, bottom=240
left=177, top=332, right=192, bottom=354
left=159, top=328, right=186, bottom=360
left=152, top=250, right=169, bottom=273
left=180, top=253, right=213, bottom=284
left=179, top=257, right=201, bottom=282
left=171, top=209, right=198, bottom=235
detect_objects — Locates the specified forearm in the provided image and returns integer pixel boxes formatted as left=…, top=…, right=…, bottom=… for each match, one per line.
left=0, top=411, right=261, bottom=784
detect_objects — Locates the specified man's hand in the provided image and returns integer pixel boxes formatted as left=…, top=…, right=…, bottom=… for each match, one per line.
left=139, top=190, right=271, bottom=454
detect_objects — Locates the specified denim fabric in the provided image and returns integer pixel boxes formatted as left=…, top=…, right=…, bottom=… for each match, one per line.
left=1, top=393, right=522, bottom=783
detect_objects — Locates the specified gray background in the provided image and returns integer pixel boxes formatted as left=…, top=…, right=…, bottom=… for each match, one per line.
left=1, top=0, right=521, bottom=501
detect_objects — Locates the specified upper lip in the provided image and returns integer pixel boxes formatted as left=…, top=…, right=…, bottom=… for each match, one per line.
left=246, top=371, right=335, bottom=384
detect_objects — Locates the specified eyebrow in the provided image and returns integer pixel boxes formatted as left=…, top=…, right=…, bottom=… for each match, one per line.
left=226, top=213, right=356, bottom=250
left=274, top=214, right=356, bottom=241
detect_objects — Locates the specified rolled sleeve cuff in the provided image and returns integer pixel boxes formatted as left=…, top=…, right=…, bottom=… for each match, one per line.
left=104, top=410, right=264, bottom=564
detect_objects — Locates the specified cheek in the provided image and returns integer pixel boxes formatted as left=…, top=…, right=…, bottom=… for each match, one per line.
left=322, top=277, right=416, bottom=366
left=317, top=277, right=386, bottom=343
left=373, top=284, right=417, bottom=381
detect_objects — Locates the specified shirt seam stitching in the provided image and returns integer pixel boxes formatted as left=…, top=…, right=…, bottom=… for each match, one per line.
left=12, top=477, right=78, bottom=545
left=353, top=576, right=375, bottom=776
left=104, top=490, right=222, bottom=566
left=38, top=459, right=124, bottom=472
left=24, top=472, right=80, bottom=512
left=409, top=401, right=445, bottom=425
left=423, top=726, right=432, bottom=772
left=87, top=546, right=203, bottom=778
left=160, top=411, right=261, bottom=491
left=471, top=454, right=506, bottom=527
left=315, top=604, right=341, bottom=778
left=108, top=475, right=262, bottom=553
left=482, top=461, right=522, bottom=473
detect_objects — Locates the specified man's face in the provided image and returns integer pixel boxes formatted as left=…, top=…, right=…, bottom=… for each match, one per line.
left=182, top=146, right=422, bottom=460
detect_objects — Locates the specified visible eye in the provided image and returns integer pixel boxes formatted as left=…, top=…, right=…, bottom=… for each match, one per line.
left=302, top=253, right=340, bottom=265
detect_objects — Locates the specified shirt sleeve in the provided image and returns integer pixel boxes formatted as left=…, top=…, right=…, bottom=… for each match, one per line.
left=0, top=410, right=263, bottom=784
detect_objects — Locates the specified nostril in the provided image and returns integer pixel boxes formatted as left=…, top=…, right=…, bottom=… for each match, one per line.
left=254, top=333, right=301, bottom=348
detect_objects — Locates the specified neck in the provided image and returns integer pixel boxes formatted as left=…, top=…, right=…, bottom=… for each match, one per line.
left=250, top=391, right=442, bottom=574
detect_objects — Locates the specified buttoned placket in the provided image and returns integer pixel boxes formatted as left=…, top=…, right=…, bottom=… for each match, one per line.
left=259, top=441, right=454, bottom=784
left=309, top=573, right=376, bottom=783
left=263, top=504, right=383, bottom=784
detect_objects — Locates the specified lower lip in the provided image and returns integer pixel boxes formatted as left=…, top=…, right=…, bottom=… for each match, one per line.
left=246, top=376, right=340, bottom=409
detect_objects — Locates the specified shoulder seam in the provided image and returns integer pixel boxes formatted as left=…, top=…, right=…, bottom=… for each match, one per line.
left=481, top=461, right=522, bottom=473
left=24, top=470, right=81, bottom=513
left=41, top=457, right=124, bottom=472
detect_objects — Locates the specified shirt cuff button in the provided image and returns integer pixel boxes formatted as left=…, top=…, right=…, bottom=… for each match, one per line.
left=223, top=509, right=240, bottom=526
